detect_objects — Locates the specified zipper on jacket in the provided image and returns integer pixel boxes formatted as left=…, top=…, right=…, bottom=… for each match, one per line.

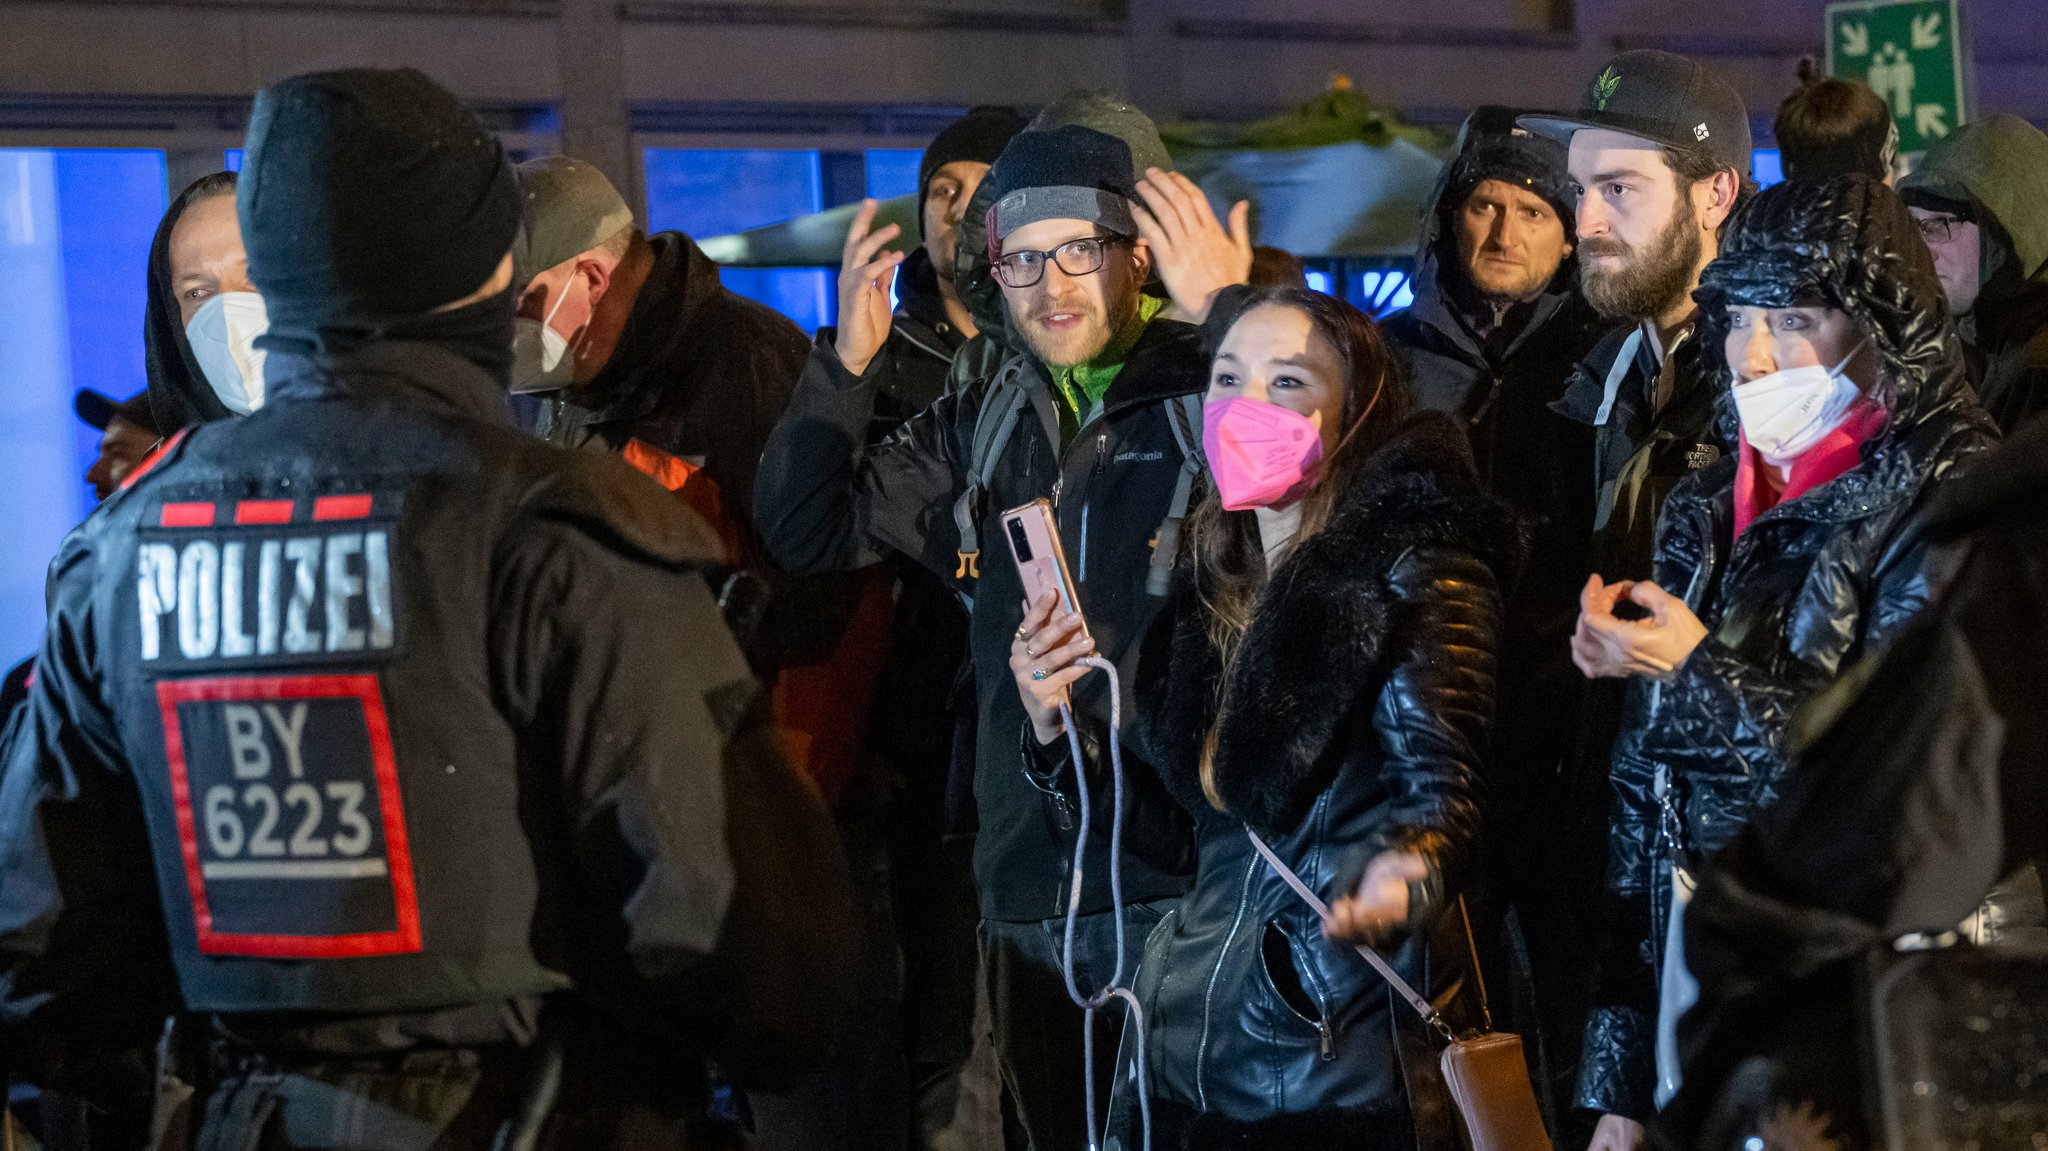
left=1048, top=790, right=1076, bottom=832
left=1198, top=855, right=1262, bottom=1109
left=1288, top=928, right=1340, bottom=1061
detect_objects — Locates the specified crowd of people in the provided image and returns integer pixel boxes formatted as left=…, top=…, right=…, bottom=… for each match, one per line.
left=2, top=42, right=2045, bottom=1151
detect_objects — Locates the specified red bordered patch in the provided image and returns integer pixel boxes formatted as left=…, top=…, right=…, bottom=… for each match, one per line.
left=155, top=674, right=422, bottom=958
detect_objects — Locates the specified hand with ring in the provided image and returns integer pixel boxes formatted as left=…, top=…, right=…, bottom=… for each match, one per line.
left=1009, top=588, right=1096, bottom=745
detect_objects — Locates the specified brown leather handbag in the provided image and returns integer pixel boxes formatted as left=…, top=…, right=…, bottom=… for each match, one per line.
left=1248, top=829, right=1554, bottom=1151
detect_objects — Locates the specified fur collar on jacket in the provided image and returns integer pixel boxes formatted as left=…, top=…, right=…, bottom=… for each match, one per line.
left=1138, top=410, right=1525, bottom=835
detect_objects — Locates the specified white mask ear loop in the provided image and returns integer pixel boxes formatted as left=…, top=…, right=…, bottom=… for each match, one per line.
left=540, top=270, right=573, bottom=333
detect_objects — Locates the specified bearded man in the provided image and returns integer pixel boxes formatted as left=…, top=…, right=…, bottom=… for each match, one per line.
left=1520, top=49, right=1755, bottom=1151
left=1524, top=50, right=1752, bottom=582
left=755, top=116, right=1251, bottom=1151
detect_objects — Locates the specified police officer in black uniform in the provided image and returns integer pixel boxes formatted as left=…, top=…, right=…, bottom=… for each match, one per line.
left=0, top=67, right=861, bottom=1150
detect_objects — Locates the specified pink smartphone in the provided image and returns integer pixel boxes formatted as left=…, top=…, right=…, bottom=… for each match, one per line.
left=1000, top=499, right=1091, bottom=641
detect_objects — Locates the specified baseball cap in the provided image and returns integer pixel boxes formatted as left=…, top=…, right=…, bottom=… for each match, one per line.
left=512, top=156, right=637, bottom=285
left=1520, top=50, right=1752, bottom=176
left=74, top=389, right=164, bottom=436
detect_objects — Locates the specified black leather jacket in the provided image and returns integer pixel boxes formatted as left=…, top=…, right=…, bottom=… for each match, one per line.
left=1577, top=175, right=2000, bottom=1121
left=1095, top=414, right=1522, bottom=1149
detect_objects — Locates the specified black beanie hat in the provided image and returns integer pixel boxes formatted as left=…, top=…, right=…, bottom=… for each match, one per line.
left=239, top=68, right=520, bottom=331
left=918, top=106, right=1028, bottom=237
left=1440, top=106, right=1577, bottom=235
left=984, top=125, right=1140, bottom=252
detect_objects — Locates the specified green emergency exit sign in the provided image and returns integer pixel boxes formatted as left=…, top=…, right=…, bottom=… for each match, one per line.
left=1825, top=0, right=1967, bottom=153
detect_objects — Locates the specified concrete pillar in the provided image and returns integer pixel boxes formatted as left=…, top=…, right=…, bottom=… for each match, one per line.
left=1124, top=0, right=1182, bottom=117
left=556, top=0, right=643, bottom=218
left=168, top=147, right=229, bottom=199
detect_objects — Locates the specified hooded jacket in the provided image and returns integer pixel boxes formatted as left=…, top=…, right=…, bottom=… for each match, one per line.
left=1658, top=410, right=2048, bottom=1151
left=1111, top=412, right=1521, bottom=1150
left=1380, top=122, right=1617, bottom=1106
left=535, top=231, right=810, bottom=530
left=1640, top=411, right=2048, bottom=1149
left=532, top=231, right=901, bottom=805
left=144, top=175, right=239, bottom=431
left=1577, top=175, right=1998, bottom=1121
left=1900, top=115, right=2048, bottom=434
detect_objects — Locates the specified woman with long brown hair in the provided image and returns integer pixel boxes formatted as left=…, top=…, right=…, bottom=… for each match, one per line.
left=1011, top=286, right=1523, bottom=1148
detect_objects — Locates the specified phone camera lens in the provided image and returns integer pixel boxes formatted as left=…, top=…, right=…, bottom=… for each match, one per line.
left=1006, top=518, right=1034, bottom=562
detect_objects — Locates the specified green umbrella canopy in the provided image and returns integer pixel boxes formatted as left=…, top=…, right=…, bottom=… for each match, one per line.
left=699, top=78, right=1448, bottom=266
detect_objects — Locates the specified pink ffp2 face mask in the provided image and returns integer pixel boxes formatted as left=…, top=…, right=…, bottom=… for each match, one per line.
left=1201, top=396, right=1325, bottom=511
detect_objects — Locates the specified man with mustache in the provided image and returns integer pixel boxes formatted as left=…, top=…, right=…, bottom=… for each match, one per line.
left=1381, top=105, right=1617, bottom=1139
left=1524, top=51, right=1751, bottom=587
left=756, top=116, right=1250, bottom=1151
left=1521, top=50, right=1753, bottom=1151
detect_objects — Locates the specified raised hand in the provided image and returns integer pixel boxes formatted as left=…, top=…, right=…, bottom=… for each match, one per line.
left=1132, top=168, right=1252, bottom=324
left=833, top=199, right=905, bottom=378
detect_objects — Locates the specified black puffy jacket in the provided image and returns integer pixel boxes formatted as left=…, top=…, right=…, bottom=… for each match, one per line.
left=1104, top=414, right=1521, bottom=1150
left=1660, top=411, right=2048, bottom=1151
left=1576, top=176, right=1999, bottom=1121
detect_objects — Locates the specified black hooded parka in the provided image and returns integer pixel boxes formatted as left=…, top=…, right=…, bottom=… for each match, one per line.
left=144, top=173, right=240, bottom=431
left=1576, top=175, right=1999, bottom=1121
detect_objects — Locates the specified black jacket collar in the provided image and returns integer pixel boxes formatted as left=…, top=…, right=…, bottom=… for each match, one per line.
left=580, top=231, right=723, bottom=427
left=893, top=248, right=967, bottom=364
left=265, top=339, right=514, bottom=425
left=1407, top=240, right=1581, bottom=368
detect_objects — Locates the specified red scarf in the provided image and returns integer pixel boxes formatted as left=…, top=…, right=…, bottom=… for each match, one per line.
left=1732, top=402, right=1886, bottom=541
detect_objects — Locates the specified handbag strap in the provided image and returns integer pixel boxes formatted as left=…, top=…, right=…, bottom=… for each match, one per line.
left=1456, top=894, right=1494, bottom=1033
left=1246, top=827, right=1455, bottom=1042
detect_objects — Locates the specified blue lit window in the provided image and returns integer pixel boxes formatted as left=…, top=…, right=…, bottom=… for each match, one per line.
left=644, top=148, right=831, bottom=332
left=1305, top=269, right=1333, bottom=294
left=1352, top=269, right=1413, bottom=318
left=225, top=148, right=243, bottom=172
left=0, top=148, right=167, bottom=661
left=1752, top=148, right=1784, bottom=189
left=864, top=148, right=922, bottom=201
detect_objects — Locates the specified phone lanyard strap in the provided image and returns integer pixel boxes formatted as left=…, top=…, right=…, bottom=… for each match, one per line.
left=1245, top=827, right=1454, bottom=1042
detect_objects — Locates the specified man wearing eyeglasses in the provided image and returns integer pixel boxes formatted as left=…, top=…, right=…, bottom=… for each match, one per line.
left=756, top=117, right=1249, bottom=1151
left=1901, top=114, right=2048, bottom=434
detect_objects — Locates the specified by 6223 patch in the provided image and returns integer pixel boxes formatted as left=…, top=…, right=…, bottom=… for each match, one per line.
left=156, top=674, right=422, bottom=958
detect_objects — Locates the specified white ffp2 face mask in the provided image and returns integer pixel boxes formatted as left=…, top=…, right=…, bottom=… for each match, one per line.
left=185, top=292, right=270, bottom=415
left=510, top=275, right=583, bottom=395
left=1732, top=343, right=1865, bottom=466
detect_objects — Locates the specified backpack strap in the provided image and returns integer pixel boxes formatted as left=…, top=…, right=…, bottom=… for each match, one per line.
left=951, top=363, right=1030, bottom=583
left=1148, top=392, right=1207, bottom=597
